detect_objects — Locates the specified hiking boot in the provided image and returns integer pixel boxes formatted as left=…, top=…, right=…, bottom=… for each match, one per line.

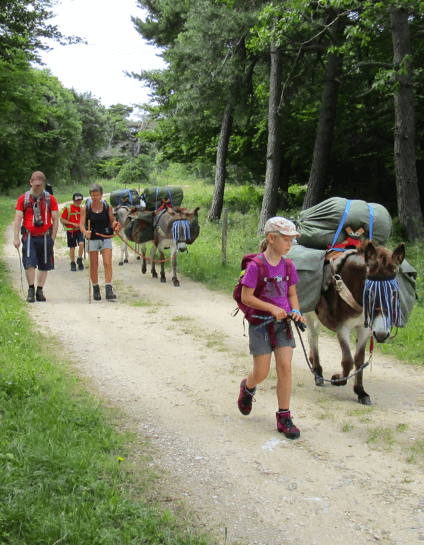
left=27, top=287, right=35, bottom=303
left=71, top=261, right=77, bottom=271
left=36, top=287, right=46, bottom=302
left=276, top=411, right=300, bottom=439
left=238, top=379, right=256, bottom=416
left=77, top=257, right=84, bottom=270
left=93, top=285, right=101, bottom=301
left=105, top=285, right=116, bottom=300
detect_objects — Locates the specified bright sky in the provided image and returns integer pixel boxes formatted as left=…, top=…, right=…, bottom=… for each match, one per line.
left=39, top=0, right=166, bottom=110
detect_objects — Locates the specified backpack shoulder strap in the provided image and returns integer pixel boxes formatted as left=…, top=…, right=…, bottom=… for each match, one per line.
left=43, top=190, right=51, bottom=210
left=253, top=254, right=270, bottom=293
left=23, top=191, right=31, bottom=211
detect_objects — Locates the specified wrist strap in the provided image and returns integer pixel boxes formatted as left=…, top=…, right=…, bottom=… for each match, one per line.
left=291, top=309, right=301, bottom=315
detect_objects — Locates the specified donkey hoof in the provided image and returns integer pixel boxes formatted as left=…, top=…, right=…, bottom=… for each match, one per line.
left=118, top=262, right=123, bottom=266
left=315, top=375, right=324, bottom=387
left=160, top=277, right=166, bottom=283
left=173, top=281, right=180, bottom=287
left=331, top=374, right=347, bottom=387
left=124, top=259, right=128, bottom=263
left=358, top=395, right=372, bottom=406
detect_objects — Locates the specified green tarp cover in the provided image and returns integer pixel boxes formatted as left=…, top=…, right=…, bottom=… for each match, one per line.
left=143, top=186, right=184, bottom=210
left=297, top=197, right=392, bottom=249
left=286, top=243, right=326, bottom=313
left=124, top=216, right=154, bottom=244
left=109, top=188, right=140, bottom=208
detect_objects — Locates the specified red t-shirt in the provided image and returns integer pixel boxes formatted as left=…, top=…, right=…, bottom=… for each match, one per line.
left=16, top=192, right=59, bottom=236
left=61, top=204, right=82, bottom=233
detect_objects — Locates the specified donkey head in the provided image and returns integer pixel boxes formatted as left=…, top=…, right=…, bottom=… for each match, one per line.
left=167, top=207, right=200, bottom=252
left=362, top=241, right=405, bottom=342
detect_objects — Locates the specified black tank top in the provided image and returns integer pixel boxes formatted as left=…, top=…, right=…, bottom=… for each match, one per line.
left=86, top=201, right=112, bottom=241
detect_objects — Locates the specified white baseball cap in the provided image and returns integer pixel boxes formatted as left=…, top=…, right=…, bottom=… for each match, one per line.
left=264, top=217, right=300, bottom=237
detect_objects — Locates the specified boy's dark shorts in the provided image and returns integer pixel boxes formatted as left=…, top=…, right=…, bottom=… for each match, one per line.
left=249, top=320, right=296, bottom=355
left=66, top=230, right=84, bottom=248
left=22, top=234, right=54, bottom=271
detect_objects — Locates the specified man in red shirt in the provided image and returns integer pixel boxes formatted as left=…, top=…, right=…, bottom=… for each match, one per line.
left=60, top=193, right=85, bottom=271
left=13, top=171, right=59, bottom=302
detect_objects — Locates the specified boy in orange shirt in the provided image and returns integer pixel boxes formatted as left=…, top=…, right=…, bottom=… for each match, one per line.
left=60, top=193, right=85, bottom=271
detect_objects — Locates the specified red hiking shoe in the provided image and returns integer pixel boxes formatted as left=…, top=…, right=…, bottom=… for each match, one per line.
left=276, top=410, right=300, bottom=439
left=238, top=379, right=255, bottom=415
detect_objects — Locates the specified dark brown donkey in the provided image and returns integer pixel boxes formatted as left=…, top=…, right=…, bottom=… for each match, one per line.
left=305, top=240, right=405, bottom=405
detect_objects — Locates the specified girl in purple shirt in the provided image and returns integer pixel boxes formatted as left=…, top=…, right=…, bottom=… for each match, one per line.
left=237, top=217, right=306, bottom=439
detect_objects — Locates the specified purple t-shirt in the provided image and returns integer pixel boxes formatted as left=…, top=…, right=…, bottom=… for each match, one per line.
left=241, top=254, right=299, bottom=313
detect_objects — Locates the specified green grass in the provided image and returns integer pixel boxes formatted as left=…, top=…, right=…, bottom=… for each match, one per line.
left=0, top=197, right=209, bottom=545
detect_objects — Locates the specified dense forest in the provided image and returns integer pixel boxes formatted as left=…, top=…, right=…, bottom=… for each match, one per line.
left=1, top=0, right=424, bottom=240
left=132, top=0, right=424, bottom=240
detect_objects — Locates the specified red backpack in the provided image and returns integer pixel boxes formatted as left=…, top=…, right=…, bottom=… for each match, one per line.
left=232, top=253, right=292, bottom=325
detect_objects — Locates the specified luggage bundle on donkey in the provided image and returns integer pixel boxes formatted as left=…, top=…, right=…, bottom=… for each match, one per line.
left=142, top=186, right=184, bottom=210
left=288, top=197, right=417, bottom=325
left=296, top=197, right=392, bottom=249
left=124, top=210, right=154, bottom=244
left=109, top=188, right=141, bottom=208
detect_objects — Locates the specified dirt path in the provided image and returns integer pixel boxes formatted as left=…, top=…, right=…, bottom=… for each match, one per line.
left=4, top=214, right=424, bottom=545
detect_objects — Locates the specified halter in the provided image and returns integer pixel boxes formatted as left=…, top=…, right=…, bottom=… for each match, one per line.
left=363, top=274, right=402, bottom=330
left=172, top=220, right=191, bottom=242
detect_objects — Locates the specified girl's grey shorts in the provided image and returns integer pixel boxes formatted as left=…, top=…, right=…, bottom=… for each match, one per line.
left=249, top=320, right=296, bottom=355
left=89, top=238, right=113, bottom=252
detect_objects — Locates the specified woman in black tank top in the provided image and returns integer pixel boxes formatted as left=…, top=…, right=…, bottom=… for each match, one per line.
left=80, top=183, right=120, bottom=301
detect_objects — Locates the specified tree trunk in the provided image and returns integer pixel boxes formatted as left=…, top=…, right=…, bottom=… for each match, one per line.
left=258, top=42, right=283, bottom=235
left=207, top=100, right=233, bottom=221
left=391, top=8, right=423, bottom=241
left=302, top=15, right=346, bottom=211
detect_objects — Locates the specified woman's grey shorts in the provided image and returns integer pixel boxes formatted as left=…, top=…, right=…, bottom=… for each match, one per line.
left=249, top=321, right=296, bottom=355
left=89, top=238, right=112, bottom=252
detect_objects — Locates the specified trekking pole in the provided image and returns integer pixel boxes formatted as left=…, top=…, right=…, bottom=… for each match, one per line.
left=88, top=220, right=91, bottom=304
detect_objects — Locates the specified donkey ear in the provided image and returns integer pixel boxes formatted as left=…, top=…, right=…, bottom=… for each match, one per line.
left=364, top=241, right=377, bottom=264
left=391, top=242, right=405, bottom=267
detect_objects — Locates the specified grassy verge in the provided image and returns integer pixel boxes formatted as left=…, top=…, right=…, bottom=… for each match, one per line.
left=0, top=199, right=209, bottom=544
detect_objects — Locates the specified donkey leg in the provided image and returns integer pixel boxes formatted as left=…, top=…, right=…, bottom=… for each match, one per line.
left=151, top=246, right=158, bottom=279
left=124, top=240, right=129, bottom=263
left=118, top=232, right=125, bottom=266
left=305, top=313, right=324, bottom=386
left=353, top=325, right=372, bottom=405
left=141, top=244, right=147, bottom=274
left=135, top=243, right=141, bottom=260
left=332, top=324, right=354, bottom=387
left=159, top=251, right=167, bottom=283
left=171, top=253, right=179, bottom=287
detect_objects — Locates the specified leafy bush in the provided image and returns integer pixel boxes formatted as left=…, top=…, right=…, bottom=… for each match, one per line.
left=222, top=184, right=264, bottom=214
left=115, top=155, right=151, bottom=186
left=288, top=184, right=307, bottom=208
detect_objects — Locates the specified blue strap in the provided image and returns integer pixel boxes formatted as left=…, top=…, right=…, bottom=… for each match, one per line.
left=329, top=199, right=351, bottom=251
left=155, top=188, right=159, bottom=210
left=167, top=188, right=174, bottom=207
left=368, top=204, right=374, bottom=241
